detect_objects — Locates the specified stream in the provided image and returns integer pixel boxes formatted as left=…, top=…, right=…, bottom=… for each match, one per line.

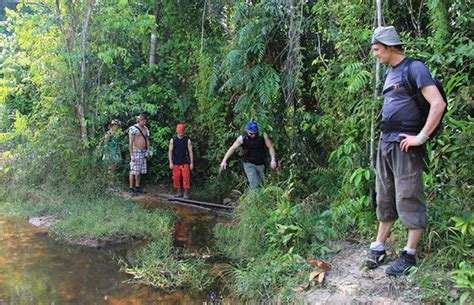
left=0, top=195, right=229, bottom=304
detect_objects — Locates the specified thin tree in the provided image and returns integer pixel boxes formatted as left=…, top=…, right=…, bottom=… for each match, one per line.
left=370, top=0, right=383, bottom=207
left=283, top=0, right=303, bottom=153
left=23, top=0, right=95, bottom=145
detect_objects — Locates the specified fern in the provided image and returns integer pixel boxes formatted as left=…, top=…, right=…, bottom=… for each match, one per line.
left=340, top=62, right=372, bottom=93
left=207, top=64, right=221, bottom=97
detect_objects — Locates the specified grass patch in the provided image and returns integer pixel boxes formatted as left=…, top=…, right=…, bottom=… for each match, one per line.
left=222, top=252, right=313, bottom=302
left=213, top=183, right=336, bottom=302
left=121, top=241, right=215, bottom=291
left=51, top=198, right=173, bottom=242
left=0, top=189, right=173, bottom=243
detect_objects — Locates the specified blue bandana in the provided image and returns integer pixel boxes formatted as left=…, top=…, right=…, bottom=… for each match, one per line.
left=245, top=121, right=258, bottom=132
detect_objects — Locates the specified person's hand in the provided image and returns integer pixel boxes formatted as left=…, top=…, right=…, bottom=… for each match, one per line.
left=190, top=163, right=194, bottom=170
left=399, top=133, right=422, bottom=152
left=270, top=160, right=277, bottom=169
left=220, top=161, right=227, bottom=171
left=169, top=163, right=174, bottom=170
left=130, top=155, right=134, bottom=161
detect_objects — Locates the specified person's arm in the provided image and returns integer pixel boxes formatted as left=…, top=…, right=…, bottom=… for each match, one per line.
left=168, top=139, right=174, bottom=169
left=263, top=133, right=277, bottom=169
left=220, top=136, right=244, bottom=170
left=129, top=132, right=135, bottom=160
left=400, top=85, right=446, bottom=152
left=188, top=139, right=194, bottom=170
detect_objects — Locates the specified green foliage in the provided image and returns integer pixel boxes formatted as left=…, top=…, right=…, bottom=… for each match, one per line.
left=0, top=0, right=472, bottom=301
left=121, top=241, right=214, bottom=291
left=223, top=252, right=312, bottom=302
left=450, top=262, right=474, bottom=304
left=214, top=182, right=335, bottom=301
left=448, top=214, right=474, bottom=304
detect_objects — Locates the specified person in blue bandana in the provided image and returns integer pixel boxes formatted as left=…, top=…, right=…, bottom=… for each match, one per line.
left=220, top=121, right=277, bottom=189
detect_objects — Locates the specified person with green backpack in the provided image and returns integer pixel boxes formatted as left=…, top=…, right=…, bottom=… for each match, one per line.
left=366, top=26, right=446, bottom=276
left=98, top=119, right=123, bottom=191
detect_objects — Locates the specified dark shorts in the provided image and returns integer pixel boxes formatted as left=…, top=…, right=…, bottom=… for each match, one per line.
left=376, top=140, right=427, bottom=229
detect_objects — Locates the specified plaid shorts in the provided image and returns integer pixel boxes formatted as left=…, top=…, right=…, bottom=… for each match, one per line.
left=130, top=150, right=147, bottom=175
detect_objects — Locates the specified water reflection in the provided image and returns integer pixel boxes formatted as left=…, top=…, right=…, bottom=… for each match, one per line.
left=134, top=194, right=230, bottom=252
left=0, top=217, right=212, bottom=304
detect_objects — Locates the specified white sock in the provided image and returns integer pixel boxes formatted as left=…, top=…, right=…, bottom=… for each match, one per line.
left=370, top=241, right=385, bottom=251
left=404, top=247, right=416, bottom=255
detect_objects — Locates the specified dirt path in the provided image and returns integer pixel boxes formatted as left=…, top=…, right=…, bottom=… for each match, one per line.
left=305, top=244, right=408, bottom=304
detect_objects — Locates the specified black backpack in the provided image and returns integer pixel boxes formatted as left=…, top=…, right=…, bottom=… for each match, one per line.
left=382, top=57, right=448, bottom=138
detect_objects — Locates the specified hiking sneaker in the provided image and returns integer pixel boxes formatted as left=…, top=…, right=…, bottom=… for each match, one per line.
left=174, top=189, right=183, bottom=198
left=183, top=189, right=190, bottom=199
left=135, top=186, right=144, bottom=194
left=128, top=188, right=137, bottom=197
left=386, top=250, right=416, bottom=276
left=365, top=249, right=387, bottom=270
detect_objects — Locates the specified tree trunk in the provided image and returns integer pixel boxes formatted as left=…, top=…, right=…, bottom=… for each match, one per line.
left=77, top=0, right=95, bottom=144
left=149, top=3, right=160, bottom=82
left=283, top=0, right=303, bottom=153
left=149, top=32, right=157, bottom=66
left=428, top=0, right=448, bottom=55
left=370, top=0, right=383, bottom=208
left=200, top=0, right=207, bottom=54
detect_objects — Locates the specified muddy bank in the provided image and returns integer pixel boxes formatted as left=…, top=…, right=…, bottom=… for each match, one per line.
left=28, top=215, right=133, bottom=248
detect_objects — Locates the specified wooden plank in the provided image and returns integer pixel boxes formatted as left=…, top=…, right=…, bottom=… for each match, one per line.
left=154, top=193, right=235, bottom=210
left=122, top=192, right=231, bottom=216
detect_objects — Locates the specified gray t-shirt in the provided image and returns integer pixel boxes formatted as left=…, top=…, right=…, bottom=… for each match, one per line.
left=381, top=57, right=435, bottom=142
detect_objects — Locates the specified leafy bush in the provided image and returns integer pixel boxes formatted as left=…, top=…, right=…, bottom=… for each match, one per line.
left=214, top=182, right=335, bottom=301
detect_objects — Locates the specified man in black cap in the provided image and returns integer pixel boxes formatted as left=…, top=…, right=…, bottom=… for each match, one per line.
left=366, top=26, right=446, bottom=276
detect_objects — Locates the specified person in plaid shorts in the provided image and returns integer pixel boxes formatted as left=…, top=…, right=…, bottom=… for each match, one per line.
left=128, top=114, right=150, bottom=196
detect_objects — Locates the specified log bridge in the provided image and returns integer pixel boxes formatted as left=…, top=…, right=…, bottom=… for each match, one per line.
left=154, top=193, right=235, bottom=213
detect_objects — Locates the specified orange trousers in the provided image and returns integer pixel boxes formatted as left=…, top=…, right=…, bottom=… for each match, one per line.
left=173, top=164, right=190, bottom=190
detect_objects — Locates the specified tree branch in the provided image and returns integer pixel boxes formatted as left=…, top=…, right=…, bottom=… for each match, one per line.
left=316, top=32, right=329, bottom=70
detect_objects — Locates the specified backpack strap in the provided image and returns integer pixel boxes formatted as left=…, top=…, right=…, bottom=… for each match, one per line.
left=402, top=57, right=432, bottom=113
left=380, top=66, right=391, bottom=94
left=134, top=124, right=148, bottom=150
left=401, top=57, right=417, bottom=97
left=381, top=57, right=413, bottom=95
left=381, top=66, right=390, bottom=89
